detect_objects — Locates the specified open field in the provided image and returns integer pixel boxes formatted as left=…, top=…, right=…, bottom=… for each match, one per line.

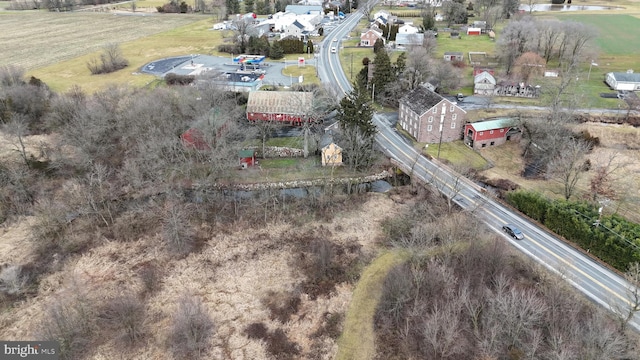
left=0, top=12, right=215, bottom=92
left=558, top=14, right=640, bottom=55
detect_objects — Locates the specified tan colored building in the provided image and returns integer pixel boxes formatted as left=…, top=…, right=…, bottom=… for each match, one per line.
left=320, top=135, right=342, bottom=166
left=398, top=85, right=466, bottom=143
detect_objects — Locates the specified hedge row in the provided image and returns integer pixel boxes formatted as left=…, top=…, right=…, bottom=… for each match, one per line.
left=506, top=191, right=640, bottom=271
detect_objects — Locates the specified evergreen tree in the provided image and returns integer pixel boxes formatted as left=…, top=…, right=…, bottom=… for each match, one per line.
left=270, top=41, right=284, bottom=59
left=422, top=10, right=435, bottom=31
left=244, top=0, right=254, bottom=13
left=256, top=0, right=271, bottom=14
left=394, top=52, right=406, bottom=77
left=337, top=86, right=376, bottom=171
left=307, top=40, right=314, bottom=54
left=371, top=48, right=392, bottom=100
left=318, top=27, right=324, bottom=36
left=225, top=0, right=240, bottom=15
left=373, top=38, right=385, bottom=53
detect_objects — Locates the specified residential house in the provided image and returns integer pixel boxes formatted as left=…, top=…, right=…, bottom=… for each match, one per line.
left=239, top=149, right=257, bottom=168
left=283, top=20, right=310, bottom=40
left=395, top=33, right=424, bottom=48
left=605, top=71, right=640, bottom=91
left=398, top=23, right=420, bottom=34
left=474, top=71, right=496, bottom=95
left=320, top=134, right=342, bottom=166
left=464, top=117, right=521, bottom=150
left=444, top=52, right=464, bottom=62
left=360, top=28, right=385, bottom=47
left=246, top=91, right=315, bottom=125
left=181, top=128, right=210, bottom=151
left=398, top=84, right=466, bottom=143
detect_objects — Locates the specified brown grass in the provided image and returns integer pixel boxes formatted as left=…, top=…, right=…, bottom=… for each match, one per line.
left=0, top=12, right=201, bottom=71
left=0, top=193, right=403, bottom=359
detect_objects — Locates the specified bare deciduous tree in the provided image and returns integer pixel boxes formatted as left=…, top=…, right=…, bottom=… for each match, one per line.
left=169, top=294, right=215, bottom=358
left=546, top=138, right=591, bottom=200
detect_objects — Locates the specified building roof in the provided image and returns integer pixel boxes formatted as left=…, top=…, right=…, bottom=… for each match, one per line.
left=285, top=4, right=322, bottom=14
left=239, top=149, right=255, bottom=158
left=468, top=117, right=518, bottom=132
left=444, top=51, right=463, bottom=56
left=291, top=20, right=305, bottom=29
left=400, top=85, right=447, bottom=115
left=608, top=72, right=640, bottom=83
left=474, top=71, right=496, bottom=85
left=395, top=33, right=424, bottom=46
left=361, top=28, right=383, bottom=38
left=246, top=91, right=314, bottom=115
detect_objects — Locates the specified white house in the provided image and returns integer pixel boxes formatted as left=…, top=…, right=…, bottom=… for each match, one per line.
left=474, top=71, right=496, bottom=95
left=398, top=23, right=420, bottom=34
left=605, top=71, right=640, bottom=91
left=282, top=19, right=314, bottom=40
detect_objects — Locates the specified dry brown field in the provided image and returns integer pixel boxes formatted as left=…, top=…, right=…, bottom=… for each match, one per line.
left=0, top=12, right=201, bottom=71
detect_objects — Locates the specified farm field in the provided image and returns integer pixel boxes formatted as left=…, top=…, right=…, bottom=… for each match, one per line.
left=0, top=12, right=214, bottom=92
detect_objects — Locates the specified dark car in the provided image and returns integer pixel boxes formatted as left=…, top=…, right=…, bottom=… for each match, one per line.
left=502, top=224, right=524, bottom=240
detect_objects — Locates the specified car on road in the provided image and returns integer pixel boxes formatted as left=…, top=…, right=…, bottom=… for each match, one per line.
left=331, top=47, right=337, bottom=53
left=333, top=38, right=338, bottom=42
left=502, top=224, right=524, bottom=240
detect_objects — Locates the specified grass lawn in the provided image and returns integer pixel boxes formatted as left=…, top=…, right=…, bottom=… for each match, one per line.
left=423, top=140, right=489, bottom=170
left=336, top=250, right=409, bottom=360
left=557, top=14, right=640, bottom=55
left=282, top=64, right=320, bottom=84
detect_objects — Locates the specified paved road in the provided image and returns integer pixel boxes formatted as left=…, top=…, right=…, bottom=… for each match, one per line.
left=321, top=3, right=640, bottom=332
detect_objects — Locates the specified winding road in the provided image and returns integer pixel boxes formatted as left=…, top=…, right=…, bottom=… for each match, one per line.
left=318, top=4, right=640, bottom=331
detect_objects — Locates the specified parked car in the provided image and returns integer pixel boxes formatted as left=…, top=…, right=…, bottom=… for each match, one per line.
left=502, top=224, right=524, bottom=240
left=456, top=93, right=464, bottom=102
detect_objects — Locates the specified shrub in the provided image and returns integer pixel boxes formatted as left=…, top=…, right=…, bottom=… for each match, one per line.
left=165, top=73, right=195, bottom=86
left=87, top=44, right=129, bottom=75
left=99, top=293, right=146, bottom=346
left=168, top=294, right=215, bottom=358
left=262, top=290, right=301, bottom=323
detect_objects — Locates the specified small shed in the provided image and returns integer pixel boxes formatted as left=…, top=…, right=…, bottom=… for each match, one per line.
left=321, top=143, right=342, bottom=167
left=444, top=52, right=464, bottom=62
left=467, top=27, right=482, bottom=35
left=239, top=149, right=257, bottom=168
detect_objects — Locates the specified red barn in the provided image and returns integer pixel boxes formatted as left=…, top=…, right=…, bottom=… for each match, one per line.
left=246, top=91, right=315, bottom=126
left=464, top=117, right=521, bottom=150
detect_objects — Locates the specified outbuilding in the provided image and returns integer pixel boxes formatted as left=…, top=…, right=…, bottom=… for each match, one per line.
left=464, top=117, right=520, bottom=150
left=239, top=149, right=257, bottom=168
left=466, top=27, right=482, bottom=35
left=605, top=71, right=640, bottom=91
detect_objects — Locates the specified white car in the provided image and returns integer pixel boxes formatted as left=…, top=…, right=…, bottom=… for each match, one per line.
left=333, top=38, right=338, bottom=42
left=331, top=47, right=337, bottom=53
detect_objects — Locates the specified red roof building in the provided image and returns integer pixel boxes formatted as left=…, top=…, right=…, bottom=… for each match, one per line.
left=464, top=117, right=521, bottom=150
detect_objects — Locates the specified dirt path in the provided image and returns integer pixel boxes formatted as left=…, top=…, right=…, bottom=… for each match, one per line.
left=336, top=250, right=408, bottom=360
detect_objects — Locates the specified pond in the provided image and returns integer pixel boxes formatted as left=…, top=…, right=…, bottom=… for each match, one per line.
left=519, top=4, right=621, bottom=11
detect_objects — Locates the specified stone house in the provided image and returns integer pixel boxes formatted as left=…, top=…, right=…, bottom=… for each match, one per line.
left=398, top=85, right=466, bottom=143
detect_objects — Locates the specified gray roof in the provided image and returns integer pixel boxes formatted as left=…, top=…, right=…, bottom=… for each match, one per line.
left=285, top=4, right=322, bottom=14
left=320, top=133, right=339, bottom=149
left=395, top=33, right=424, bottom=46
left=400, top=86, right=445, bottom=115
left=468, top=117, right=518, bottom=132
left=609, top=72, right=640, bottom=83
left=292, top=20, right=305, bottom=29
left=444, top=51, right=463, bottom=56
